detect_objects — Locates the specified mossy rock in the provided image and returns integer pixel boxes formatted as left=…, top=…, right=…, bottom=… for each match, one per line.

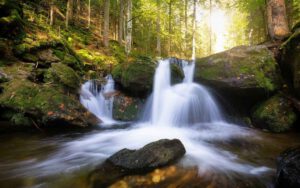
left=45, top=63, right=80, bottom=90
left=195, top=45, right=282, bottom=112
left=113, top=92, right=144, bottom=121
left=0, top=0, right=24, bottom=40
left=281, top=29, right=300, bottom=98
left=112, top=57, right=184, bottom=97
left=251, top=94, right=297, bottom=133
left=0, top=64, right=98, bottom=129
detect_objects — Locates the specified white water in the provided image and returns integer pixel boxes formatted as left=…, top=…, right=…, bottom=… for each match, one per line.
left=9, top=59, right=272, bottom=181
left=80, top=75, right=116, bottom=125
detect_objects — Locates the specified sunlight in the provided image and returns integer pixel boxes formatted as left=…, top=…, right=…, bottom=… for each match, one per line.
left=211, top=9, right=228, bottom=53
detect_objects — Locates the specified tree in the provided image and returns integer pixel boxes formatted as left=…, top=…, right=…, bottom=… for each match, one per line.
left=267, top=0, right=290, bottom=40
left=192, top=0, right=196, bottom=60
left=103, top=0, right=110, bottom=47
left=66, top=0, right=74, bottom=28
left=88, top=0, right=91, bottom=28
left=125, top=0, right=132, bottom=54
left=118, top=0, right=124, bottom=44
left=156, top=0, right=161, bottom=57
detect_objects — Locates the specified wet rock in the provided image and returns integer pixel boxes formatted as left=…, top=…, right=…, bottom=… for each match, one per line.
left=0, top=63, right=98, bottom=130
left=113, top=92, right=144, bottom=121
left=251, top=94, right=297, bottom=133
left=276, top=147, right=300, bottom=188
left=112, top=57, right=184, bottom=97
left=89, top=139, right=186, bottom=187
left=195, top=45, right=282, bottom=111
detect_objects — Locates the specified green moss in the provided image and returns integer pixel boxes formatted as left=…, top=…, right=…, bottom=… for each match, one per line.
left=45, top=63, right=80, bottom=89
left=113, top=94, right=143, bottom=121
left=11, top=113, right=31, bottom=126
left=53, top=49, right=66, bottom=60
left=195, top=45, right=281, bottom=92
left=252, top=94, right=297, bottom=133
left=22, top=53, right=38, bottom=62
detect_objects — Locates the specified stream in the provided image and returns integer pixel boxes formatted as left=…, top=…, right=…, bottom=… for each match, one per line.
left=1, top=59, right=300, bottom=188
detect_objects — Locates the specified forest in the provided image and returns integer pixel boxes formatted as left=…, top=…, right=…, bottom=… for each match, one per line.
left=0, top=0, right=300, bottom=187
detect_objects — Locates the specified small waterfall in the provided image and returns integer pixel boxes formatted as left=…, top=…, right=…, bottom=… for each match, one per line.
left=80, top=75, right=115, bottom=124
left=146, top=59, right=222, bottom=126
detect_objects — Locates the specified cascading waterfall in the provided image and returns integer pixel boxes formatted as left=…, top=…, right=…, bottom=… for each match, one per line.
left=80, top=75, right=115, bottom=124
left=145, top=59, right=222, bottom=126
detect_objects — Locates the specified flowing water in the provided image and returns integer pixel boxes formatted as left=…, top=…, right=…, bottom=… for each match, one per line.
left=1, top=59, right=300, bottom=187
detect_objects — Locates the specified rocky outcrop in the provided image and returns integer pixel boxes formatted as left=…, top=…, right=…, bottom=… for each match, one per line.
left=0, top=63, right=98, bottom=131
left=251, top=94, right=297, bottom=133
left=276, top=147, right=300, bottom=188
left=195, top=45, right=282, bottom=111
left=112, top=57, right=184, bottom=97
left=89, top=139, right=186, bottom=187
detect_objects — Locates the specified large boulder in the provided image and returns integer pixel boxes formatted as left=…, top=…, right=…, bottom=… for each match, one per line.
left=0, top=63, right=98, bottom=131
left=195, top=45, right=282, bottom=111
left=112, top=57, right=184, bottom=97
left=281, top=28, right=300, bottom=98
left=251, top=94, right=297, bottom=133
left=113, top=92, right=144, bottom=121
left=89, top=139, right=186, bottom=187
left=276, top=147, right=300, bottom=188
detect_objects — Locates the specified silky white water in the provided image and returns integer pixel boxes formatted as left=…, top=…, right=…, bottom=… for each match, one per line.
left=80, top=75, right=116, bottom=125
left=5, top=59, right=272, bottom=183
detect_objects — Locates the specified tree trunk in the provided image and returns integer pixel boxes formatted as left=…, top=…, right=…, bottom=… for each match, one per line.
left=125, top=0, right=132, bottom=54
left=209, top=0, right=212, bottom=54
left=103, top=0, right=110, bottom=47
left=267, top=0, right=290, bottom=40
left=192, top=0, right=196, bottom=60
left=66, top=0, right=73, bottom=28
left=88, top=0, right=91, bottom=28
left=168, top=0, right=172, bottom=56
left=118, top=0, right=124, bottom=44
left=50, top=1, right=54, bottom=26
left=184, top=0, right=188, bottom=56
left=156, top=0, right=161, bottom=57
left=76, top=0, right=81, bottom=22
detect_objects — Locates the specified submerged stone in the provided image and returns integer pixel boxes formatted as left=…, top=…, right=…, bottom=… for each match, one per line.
left=89, top=139, right=186, bottom=187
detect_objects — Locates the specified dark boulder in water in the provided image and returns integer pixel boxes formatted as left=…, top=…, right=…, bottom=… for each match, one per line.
left=89, top=139, right=186, bottom=187
left=276, top=147, right=300, bottom=188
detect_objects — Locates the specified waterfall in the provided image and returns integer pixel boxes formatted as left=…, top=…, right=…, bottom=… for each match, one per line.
left=146, top=59, right=222, bottom=126
left=80, top=75, right=115, bottom=124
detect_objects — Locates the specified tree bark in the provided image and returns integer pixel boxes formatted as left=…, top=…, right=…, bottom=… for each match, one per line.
left=156, top=0, right=161, bottom=57
left=66, top=0, right=73, bottom=28
left=192, top=0, right=196, bottom=60
left=118, top=0, right=124, bottom=44
left=103, top=0, right=110, bottom=47
left=184, top=0, right=188, bottom=56
left=125, top=0, right=132, bottom=54
left=267, top=0, right=290, bottom=40
left=168, top=0, right=172, bottom=56
left=50, top=1, right=54, bottom=26
left=88, top=0, right=91, bottom=28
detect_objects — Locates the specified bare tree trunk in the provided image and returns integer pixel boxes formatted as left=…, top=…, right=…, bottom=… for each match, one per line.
left=125, top=0, right=132, bottom=54
left=156, top=0, right=161, bottom=57
left=103, top=0, right=110, bottom=47
left=88, top=0, right=91, bottom=28
left=192, top=0, right=196, bottom=60
left=267, top=0, right=290, bottom=40
left=184, top=0, right=188, bottom=56
left=118, top=0, right=124, bottom=44
left=209, top=0, right=212, bottom=54
left=50, top=1, right=54, bottom=26
left=168, top=0, right=172, bottom=56
left=66, top=0, right=73, bottom=28
left=76, top=0, right=81, bottom=22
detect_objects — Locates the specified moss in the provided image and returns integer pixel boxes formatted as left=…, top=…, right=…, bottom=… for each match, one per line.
left=195, top=45, right=281, bottom=92
left=45, top=63, right=80, bottom=89
left=252, top=94, right=297, bottom=133
left=53, top=49, right=66, bottom=60
left=11, top=113, right=31, bottom=127
left=22, top=53, right=38, bottom=62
